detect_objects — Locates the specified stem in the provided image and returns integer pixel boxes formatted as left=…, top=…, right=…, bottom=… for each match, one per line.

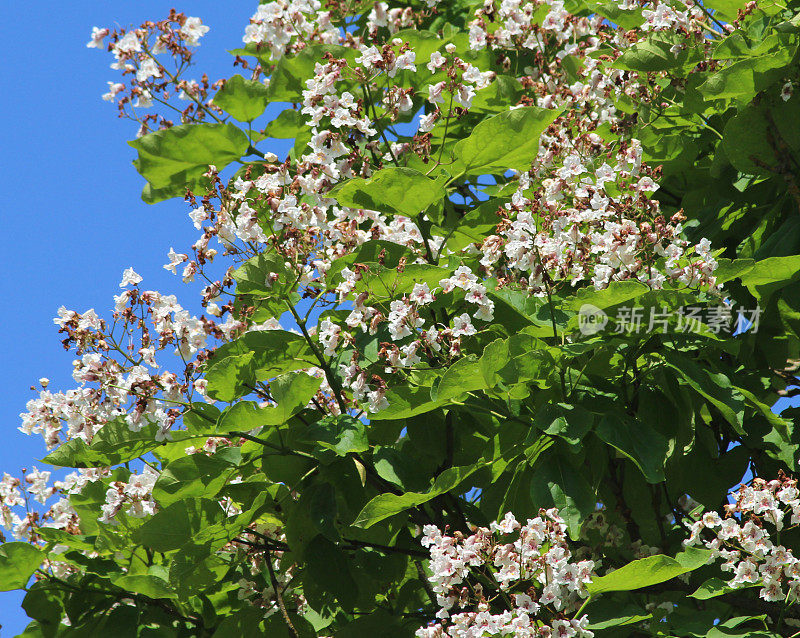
left=436, top=94, right=455, bottom=166
left=341, top=538, right=428, bottom=558
left=283, top=300, right=349, bottom=414
left=265, top=549, right=299, bottom=638
left=362, top=82, right=400, bottom=166
left=415, top=560, right=439, bottom=608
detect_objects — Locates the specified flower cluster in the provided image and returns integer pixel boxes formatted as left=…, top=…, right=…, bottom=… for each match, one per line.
left=417, top=510, right=595, bottom=638
left=99, top=466, right=160, bottom=524
left=89, top=11, right=215, bottom=136
left=481, top=144, right=718, bottom=293
left=684, top=476, right=800, bottom=603
left=243, top=0, right=339, bottom=60
left=19, top=269, right=218, bottom=453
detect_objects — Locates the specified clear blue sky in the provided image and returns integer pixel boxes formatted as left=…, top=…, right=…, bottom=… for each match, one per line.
left=0, top=2, right=294, bottom=633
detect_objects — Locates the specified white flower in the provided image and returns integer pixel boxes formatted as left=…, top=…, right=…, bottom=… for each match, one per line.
left=102, top=82, right=125, bottom=102
left=86, top=27, right=108, bottom=49
left=428, top=81, right=446, bottom=104
left=452, top=313, right=476, bottom=337
left=135, top=57, right=161, bottom=82
left=410, top=283, right=435, bottom=305
left=134, top=90, right=153, bottom=108
left=635, top=175, right=659, bottom=193
left=453, top=84, right=476, bottom=109
left=367, top=389, right=389, bottom=412
left=389, top=50, right=416, bottom=77
left=427, top=51, right=447, bottom=72
left=119, top=267, right=142, bottom=288
left=181, top=17, right=210, bottom=46
left=418, top=111, right=438, bottom=132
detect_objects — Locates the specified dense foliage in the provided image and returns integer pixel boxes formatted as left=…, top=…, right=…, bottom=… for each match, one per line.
left=6, top=0, right=800, bottom=635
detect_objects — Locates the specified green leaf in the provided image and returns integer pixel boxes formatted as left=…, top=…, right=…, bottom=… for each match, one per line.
left=214, top=74, right=270, bottom=122
left=368, top=384, right=447, bottom=420
left=663, top=353, right=745, bottom=432
left=584, top=598, right=652, bottom=630
left=333, top=610, right=417, bottom=637
left=353, top=464, right=484, bottom=528
left=263, top=108, right=307, bottom=139
left=22, top=581, right=65, bottom=628
left=586, top=547, right=712, bottom=595
left=212, top=608, right=275, bottom=637
left=260, top=614, right=317, bottom=638
left=217, top=371, right=322, bottom=432
left=266, top=45, right=353, bottom=103
left=15, top=621, right=49, bottom=638
left=698, top=45, right=796, bottom=103
left=329, top=167, right=446, bottom=217
left=232, top=251, right=290, bottom=297
left=566, top=280, right=650, bottom=312
left=614, top=32, right=701, bottom=72
left=205, top=330, right=312, bottom=402
left=439, top=198, right=508, bottom=253
left=704, top=0, right=747, bottom=20
left=0, top=543, right=43, bottom=591
left=740, top=255, right=800, bottom=299
left=470, top=76, right=525, bottom=113
left=434, top=355, right=486, bottom=402
left=593, top=2, right=645, bottom=29
left=110, top=574, right=177, bottom=600
left=168, top=546, right=229, bottom=594
left=135, top=499, right=224, bottom=552
left=42, top=419, right=186, bottom=468
left=204, top=351, right=256, bottom=403
left=714, top=258, right=755, bottom=283
left=153, top=454, right=235, bottom=507
left=720, top=100, right=800, bottom=175
left=532, top=403, right=594, bottom=446
left=690, top=577, right=746, bottom=600
left=129, top=123, right=249, bottom=203
left=300, top=415, right=369, bottom=457
left=530, top=449, right=596, bottom=539
left=595, top=413, right=669, bottom=483
left=450, top=106, right=560, bottom=176
left=391, top=28, right=444, bottom=68
left=92, top=419, right=176, bottom=459
left=304, top=535, right=359, bottom=610
left=41, top=438, right=106, bottom=468
left=354, top=263, right=450, bottom=303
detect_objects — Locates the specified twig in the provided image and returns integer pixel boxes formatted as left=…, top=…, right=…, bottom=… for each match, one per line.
left=266, top=549, right=299, bottom=638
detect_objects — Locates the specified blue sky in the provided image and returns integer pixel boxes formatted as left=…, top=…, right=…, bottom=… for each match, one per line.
left=0, top=2, right=294, bottom=633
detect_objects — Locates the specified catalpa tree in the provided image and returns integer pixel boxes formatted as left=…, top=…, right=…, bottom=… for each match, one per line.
left=5, top=0, right=800, bottom=636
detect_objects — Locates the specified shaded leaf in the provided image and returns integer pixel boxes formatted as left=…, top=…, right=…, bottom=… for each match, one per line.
left=110, top=574, right=177, bottom=600
left=530, top=449, right=596, bottom=539
left=595, top=413, right=669, bottom=483
left=301, top=415, right=369, bottom=458
left=217, top=371, right=322, bottom=432
left=353, top=464, right=484, bottom=528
